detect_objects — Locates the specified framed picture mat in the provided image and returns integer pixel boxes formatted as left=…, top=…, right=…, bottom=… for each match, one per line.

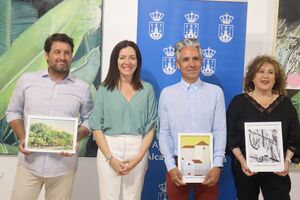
left=178, top=132, right=213, bottom=183
left=25, top=115, right=78, bottom=154
left=244, top=121, right=284, bottom=172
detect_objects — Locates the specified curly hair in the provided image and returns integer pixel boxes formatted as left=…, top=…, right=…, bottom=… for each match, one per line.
left=243, top=55, right=287, bottom=96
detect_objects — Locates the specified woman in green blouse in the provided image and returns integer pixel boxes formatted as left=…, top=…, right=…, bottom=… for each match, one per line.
left=89, top=40, right=158, bottom=200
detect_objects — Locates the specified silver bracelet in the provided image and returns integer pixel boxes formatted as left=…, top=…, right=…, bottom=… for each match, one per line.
left=106, top=155, right=114, bottom=164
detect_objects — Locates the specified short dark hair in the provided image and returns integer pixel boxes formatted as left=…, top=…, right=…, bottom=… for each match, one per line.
left=44, top=33, right=74, bottom=53
left=244, top=55, right=287, bottom=96
left=103, top=40, right=143, bottom=91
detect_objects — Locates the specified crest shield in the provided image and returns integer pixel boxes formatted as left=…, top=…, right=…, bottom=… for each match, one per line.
left=162, top=57, right=176, bottom=75
left=184, top=23, right=199, bottom=39
left=157, top=183, right=167, bottom=200
left=218, top=24, right=234, bottom=43
left=149, top=22, right=164, bottom=40
left=202, top=58, right=216, bottom=76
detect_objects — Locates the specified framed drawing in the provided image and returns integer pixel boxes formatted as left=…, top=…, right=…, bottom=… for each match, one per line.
left=25, top=115, right=78, bottom=154
left=178, top=133, right=213, bottom=183
left=244, top=122, right=284, bottom=172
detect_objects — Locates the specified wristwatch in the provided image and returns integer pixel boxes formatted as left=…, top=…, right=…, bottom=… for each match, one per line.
left=106, top=155, right=114, bottom=164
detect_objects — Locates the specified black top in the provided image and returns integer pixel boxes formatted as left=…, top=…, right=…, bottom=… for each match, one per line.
left=226, top=93, right=300, bottom=157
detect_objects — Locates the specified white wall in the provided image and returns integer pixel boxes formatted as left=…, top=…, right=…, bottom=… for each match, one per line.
left=1, top=0, right=300, bottom=200
left=101, top=0, right=138, bottom=80
left=244, top=0, right=279, bottom=66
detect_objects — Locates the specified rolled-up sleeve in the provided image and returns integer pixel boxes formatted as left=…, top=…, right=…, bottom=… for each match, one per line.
left=144, top=85, right=159, bottom=135
left=6, top=75, right=25, bottom=122
left=158, top=90, right=176, bottom=171
left=88, top=86, right=104, bottom=131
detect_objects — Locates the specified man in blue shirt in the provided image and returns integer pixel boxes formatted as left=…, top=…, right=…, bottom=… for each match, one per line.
left=158, top=38, right=226, bottom=200
left=6, top=33, right=93, bottom=200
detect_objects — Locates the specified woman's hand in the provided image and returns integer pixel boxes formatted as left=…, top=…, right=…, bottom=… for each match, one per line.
left=121, top=158, right=139, bottom=175
left=110, top=157, right=128, bottom=176
left=119, top=128, right=155, bottom=175
left=232, top=148, right=256, bottom=176
left=240, top=158, right=256, bottom=176
left=274, top=159, right=291, bottom=176
left=275, top=150, right=294, bottom=176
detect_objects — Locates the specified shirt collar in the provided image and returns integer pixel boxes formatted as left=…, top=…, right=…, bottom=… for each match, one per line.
left=40, top=68, right=75, bottom=82
left=180, top=78, right=203, bottom=91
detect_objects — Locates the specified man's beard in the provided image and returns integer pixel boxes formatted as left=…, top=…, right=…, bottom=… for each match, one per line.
left=49, top=64, right=70, bottom=74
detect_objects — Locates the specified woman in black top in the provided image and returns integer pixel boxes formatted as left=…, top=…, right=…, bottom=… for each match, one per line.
left=227, top=55, right=300, bottom=200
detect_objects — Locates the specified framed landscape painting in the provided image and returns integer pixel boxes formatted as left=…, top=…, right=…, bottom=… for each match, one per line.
left=25, top=115, right=78, bottom=154
left=244, top=122, right=284, bottom=172
left=178, top=133, right=213, bottom=183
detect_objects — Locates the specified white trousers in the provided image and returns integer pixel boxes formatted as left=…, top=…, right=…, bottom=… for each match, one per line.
left=97, top=135, right=149, bottom=200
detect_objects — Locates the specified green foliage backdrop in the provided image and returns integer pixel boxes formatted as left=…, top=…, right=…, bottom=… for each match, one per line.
left=0, top=0, right=102, bottom=156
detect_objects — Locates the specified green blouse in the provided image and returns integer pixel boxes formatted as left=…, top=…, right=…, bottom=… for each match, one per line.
left=89, top=81, right=158, bottom=136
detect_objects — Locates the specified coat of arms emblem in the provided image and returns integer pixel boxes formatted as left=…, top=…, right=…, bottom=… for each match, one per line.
left=202, top=47, right=216, bottom=76
left=158, top=182, right=167, bottom=200
left=149, top=10, right=164, bottom=40
left=184, top=11, right=199, bottom=39
left=162, top=46, right=176, bottom=75
left=218, top=13, right=234, bottom=43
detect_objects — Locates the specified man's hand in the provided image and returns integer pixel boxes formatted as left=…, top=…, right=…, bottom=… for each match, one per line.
left=9, top=119, right=30, bottom=155
left=59, top=152, right=74, bottom=157
left=59, top=142, right=79, bottom=157
left=18, top=139, right=31, bottom=155
left=203, top=167, right=221, bottom=187
left=168, top=167, right=185, bottom=186
left=75, top=142, right=80, bottom=151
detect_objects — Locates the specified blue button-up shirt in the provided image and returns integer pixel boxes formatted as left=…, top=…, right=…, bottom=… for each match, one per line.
left=6, top=69, right=93, bottom=177
left=158, top=79, right=226, bottom=171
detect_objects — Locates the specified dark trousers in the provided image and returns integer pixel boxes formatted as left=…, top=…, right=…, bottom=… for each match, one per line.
left=232, top=158, right=291, bottom=200
left=166, top=172, right=219, bottom=200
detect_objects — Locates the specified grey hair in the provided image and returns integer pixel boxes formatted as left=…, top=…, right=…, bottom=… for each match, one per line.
left=175, top=38, right=202, bottom=60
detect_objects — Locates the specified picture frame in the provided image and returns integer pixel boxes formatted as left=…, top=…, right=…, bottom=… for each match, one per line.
left=244, top=122, right=284, bottom=172
left=25, top=115, right=78, bottom=154
left=178, top=133, right=213, bottom=183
